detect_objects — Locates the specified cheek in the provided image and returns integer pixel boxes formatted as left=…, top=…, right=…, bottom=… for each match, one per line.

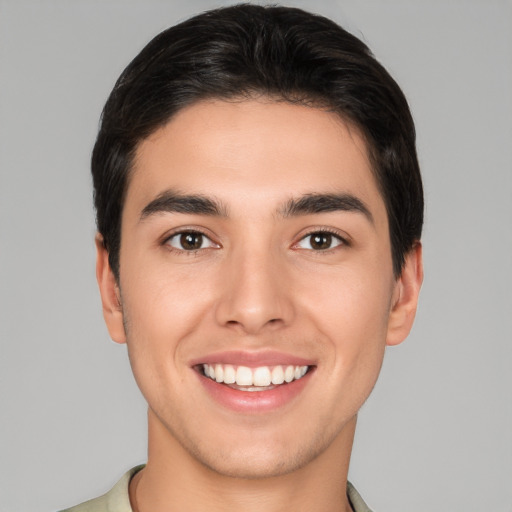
left=299, top=264, right=392, bottom=388
left=119, top=276, right=193, bottom=413
left=121, top=260, right=209, bottom=329
left=322, top=286, right=389, bottom=378
left=300, top=262, right=393, bottom=335
left=119, top=264, right=218, bottom=378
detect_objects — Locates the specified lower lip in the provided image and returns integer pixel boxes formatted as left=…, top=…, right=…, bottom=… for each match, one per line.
left=197, top=370, right=313, bottom=413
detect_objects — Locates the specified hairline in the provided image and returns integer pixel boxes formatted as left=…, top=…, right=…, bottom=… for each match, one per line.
left=126, top=91, right=384, bottom=207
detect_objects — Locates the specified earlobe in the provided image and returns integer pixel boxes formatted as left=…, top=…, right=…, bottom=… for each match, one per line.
left=95, top=233, right=126, bottom=344
left=386, top=242, right=423, bottom=346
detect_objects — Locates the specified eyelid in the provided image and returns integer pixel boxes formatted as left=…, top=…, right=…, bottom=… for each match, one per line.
left=161, top=226, right=221, bottom=251
left=159, top=225, right=350, bottom=253
left=292, top=227, right=351, bottom=250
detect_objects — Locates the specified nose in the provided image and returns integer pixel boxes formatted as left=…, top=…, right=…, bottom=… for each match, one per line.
left=214, top=245, right=294, bottom=335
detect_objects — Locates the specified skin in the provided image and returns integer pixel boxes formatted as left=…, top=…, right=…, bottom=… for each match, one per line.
left=96, top=98, right=423, bottom=512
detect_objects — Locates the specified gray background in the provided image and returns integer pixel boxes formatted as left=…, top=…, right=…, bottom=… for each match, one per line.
left=1, top=1, right=511, bottom=511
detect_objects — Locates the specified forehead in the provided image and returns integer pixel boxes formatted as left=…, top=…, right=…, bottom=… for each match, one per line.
left=126, top=99, right=386, bottom=225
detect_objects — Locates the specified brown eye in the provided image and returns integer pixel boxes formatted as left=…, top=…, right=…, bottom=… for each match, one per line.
left=180, top=232, right=203, bottom=250
left=167, top=231, right=216, bottom=251
left=310, top=233, right=332, bottom=250
left=296, top=231, right=344, bottom=251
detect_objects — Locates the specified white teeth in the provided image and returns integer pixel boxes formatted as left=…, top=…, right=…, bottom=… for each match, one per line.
left=237, top=386, right=270, bottom=392
left=214, top=364, right=224, bottom=383
left=223, top=364, right=236, bottom=384
left=271, top=366, right=285, bottom=385
left=202, top=363, right=309, bottom=388
left=253, top=366, right=271, bottom=387
left=284, top=365, right=295, bottom=383
left=236, top=366, right=253, bottom=386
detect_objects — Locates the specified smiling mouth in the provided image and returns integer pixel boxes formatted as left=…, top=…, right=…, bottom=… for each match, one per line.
left=200, top=363, right=311, bottom=391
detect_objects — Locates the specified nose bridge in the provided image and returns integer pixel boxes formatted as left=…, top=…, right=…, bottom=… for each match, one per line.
left=215, top=238, right=292, bottom=333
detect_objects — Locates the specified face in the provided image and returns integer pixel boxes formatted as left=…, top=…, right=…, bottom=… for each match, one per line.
left=97, top=99, right=421, bottom=478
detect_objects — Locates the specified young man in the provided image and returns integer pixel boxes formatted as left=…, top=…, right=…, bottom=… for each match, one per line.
left=63, top=4, right=423, bottom=511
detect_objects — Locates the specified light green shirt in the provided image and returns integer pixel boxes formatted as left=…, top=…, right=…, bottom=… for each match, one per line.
left=60, top=466, right=373, bottom=512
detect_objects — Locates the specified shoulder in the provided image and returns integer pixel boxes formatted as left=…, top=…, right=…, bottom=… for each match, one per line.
left=347, top=481, right=374, bottom=512
left=58, top=466, right=144, bottom=512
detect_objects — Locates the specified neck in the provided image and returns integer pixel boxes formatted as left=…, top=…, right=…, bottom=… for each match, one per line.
left=130, top=409, right=356, bottom=512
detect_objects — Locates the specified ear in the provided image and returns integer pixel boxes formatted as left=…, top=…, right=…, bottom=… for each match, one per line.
left=386, top=242, right=423, bottom=346
left=95, top=233, right=126, bottom=344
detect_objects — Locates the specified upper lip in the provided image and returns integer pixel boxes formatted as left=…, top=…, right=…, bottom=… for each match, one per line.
left=189, top=350, right=316, bottom=368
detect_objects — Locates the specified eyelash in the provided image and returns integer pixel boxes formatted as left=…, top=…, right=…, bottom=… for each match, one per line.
left=163, top=229, right=219, bottom=255
left=294, top=228, right=350, bottom=252
left=162, top=227, right=349, bottom=255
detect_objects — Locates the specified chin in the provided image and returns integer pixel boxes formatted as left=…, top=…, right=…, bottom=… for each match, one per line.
left=181, top=426, right=335, bottom=480
left=193, top=446, right=312, bottom=479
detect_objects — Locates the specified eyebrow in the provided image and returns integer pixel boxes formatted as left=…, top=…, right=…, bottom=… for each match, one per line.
left=280, top=193, right=374, bottom=223
left=140, top=190, right=373, bottom=224
left=140, top=190, right=228, bottom=220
